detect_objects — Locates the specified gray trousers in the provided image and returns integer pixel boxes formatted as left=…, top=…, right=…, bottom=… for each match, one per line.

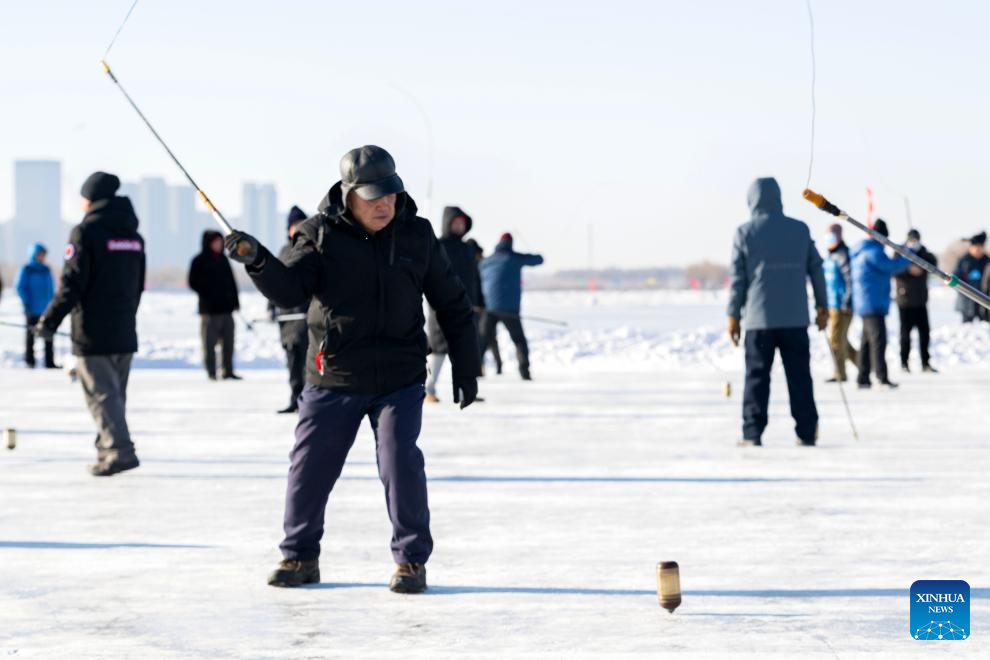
left=200, top=313, right=235, bottom=377
left=425, top=353, right=446, bottom=397
left=77, top=354, right=136, bottom=461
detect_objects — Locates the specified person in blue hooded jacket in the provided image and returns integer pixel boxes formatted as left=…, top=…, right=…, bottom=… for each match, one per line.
left=478, top=232, right=543, bottom=380
left=822, top=224, right=858, bottom=382
left=16, top=243, right=57, bottom=368
left=727, top=177, right=828, bottom=447
left=849, top=219, right=909, bottom=389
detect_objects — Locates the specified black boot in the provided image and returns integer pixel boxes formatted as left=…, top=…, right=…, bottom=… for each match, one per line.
left=737, top=438, right=762, bottom=447
left=268, top=559, right=320, bottom=587
left=389, top=563, right=427, bottom=593
left=90, top=455, right=140, bottom=477
left=277, top=404, right=298, bottom=414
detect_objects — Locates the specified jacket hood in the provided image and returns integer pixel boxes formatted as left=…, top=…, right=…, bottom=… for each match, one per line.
left=316, top=181, right=417, bottom=228
left=26, top=242, right=47, bottom=262
left=441, top=206, right=473, bottom=238
left=747, top=178, right=784, bottom=218
left=201, top=230, right=223, bottom=252
left=83, top=196, right=140, bottom=233
left=850, top=237, right=884, bottom=258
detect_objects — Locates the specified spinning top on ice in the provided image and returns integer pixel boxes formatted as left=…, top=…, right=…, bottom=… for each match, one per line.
left=656, top=561, right=681, bottom=613
left=4, top=428, right=16, bottom=450
left=722, top=381, right=732, bottom=398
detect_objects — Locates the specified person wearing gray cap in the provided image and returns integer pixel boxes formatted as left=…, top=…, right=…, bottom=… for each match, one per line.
left=34, top=171, right=146, bottom=476
left=225, top=145, right=480, bottom=594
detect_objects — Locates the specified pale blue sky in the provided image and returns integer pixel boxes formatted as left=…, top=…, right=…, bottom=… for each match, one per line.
left=1, top=1, right=987, bottom=268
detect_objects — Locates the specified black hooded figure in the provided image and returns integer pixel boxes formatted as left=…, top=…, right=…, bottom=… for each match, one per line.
left=953, top=231, right=989, bottom=323
left=425, top=206, right=483, bottom=401
left=222, top=145, right=480, bottom=594
left=188, top=230, right=240, bottom=380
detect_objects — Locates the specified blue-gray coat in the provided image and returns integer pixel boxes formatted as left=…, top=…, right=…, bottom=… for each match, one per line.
left=727, top=178, right=827, bottom=330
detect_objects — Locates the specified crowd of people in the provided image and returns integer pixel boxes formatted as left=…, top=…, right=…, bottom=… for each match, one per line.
left=8, top=157, right=990, bottom=593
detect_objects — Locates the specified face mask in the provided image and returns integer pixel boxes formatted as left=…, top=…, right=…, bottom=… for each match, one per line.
left=906, top=240, right=920, bottom=250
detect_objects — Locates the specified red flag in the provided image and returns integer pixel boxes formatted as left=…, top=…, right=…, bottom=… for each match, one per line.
left=866, top=187, right=875, bottom=228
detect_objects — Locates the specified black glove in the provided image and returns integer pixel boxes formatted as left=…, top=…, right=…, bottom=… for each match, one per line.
left=452, top=378, right=478, bottom=410
left=224, top=231, right=261, bottom=266
left=33, top=319, right=55, bottom=341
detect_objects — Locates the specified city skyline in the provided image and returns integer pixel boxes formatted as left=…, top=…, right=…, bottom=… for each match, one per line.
left=0, top=158, right=291, bottom=270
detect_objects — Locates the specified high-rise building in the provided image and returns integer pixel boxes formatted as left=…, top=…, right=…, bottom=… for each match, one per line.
left=168, top=185, right=197, bottom=266
left=136, top=177, right=168, bottom=267
left=241, top=182, right=279, bottom=250
left=12, top=160, right=63, bottom=261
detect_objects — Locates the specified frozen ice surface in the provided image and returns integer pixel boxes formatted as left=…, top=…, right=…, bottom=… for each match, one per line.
left=0, top=289, right=987, bottom=657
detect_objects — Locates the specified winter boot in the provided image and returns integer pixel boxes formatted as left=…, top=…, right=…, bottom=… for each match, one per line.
left=268, top=559, right=320, bottom=587
left=878, top=380, right=899, bottom=389
left=424, top=393, right=440, bottom=404
left=89, top=455, right=140, bottom=477
left=901, top=362, right=910, bottom=373
left=922, top=364, right=938, bottom=374
left=389, top=563, right=427, bottom=594
left=222, top=373, right=242, bottom=380
left=737, top=438, right=762, bottom=447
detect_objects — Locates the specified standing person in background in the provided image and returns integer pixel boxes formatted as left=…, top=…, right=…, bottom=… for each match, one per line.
left=188, top=230, right=241, bottom=381
left=16, top=243, right=57, bottom=368
left=478, top=233, right=543, bottom=381
left=953, top=232, right=989, bottom=323
left=426, top=206, right=482, bottom=403
left=271, top=206, right=310, bottom=413
left=850, top=219, right=909, bottom=390
left=727, top=177, right=827, bottom=448
left=34, top=171, right=145, bottom=476
left=467, top=239, right=502, bottom=376
left=822, top=224, right=857, bottom=383
left=895, top=229, right=938, bottom=373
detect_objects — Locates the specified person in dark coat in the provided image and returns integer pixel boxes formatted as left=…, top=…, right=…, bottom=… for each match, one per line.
left=188, top=230, right=240, bottom=380
left=478, top=233, right=543, bottom=380
left=822, top=224, right=857, bottom=382
left=34, top=171, right=145, bottom=476
left=425, top=206, right=482, bottom=402
left=16, top=243, right=57, bottom=368
left=894, top=229, right=938, bottom=373
left=953, top=232, right=989, bottom=323
left=850, top=219, right=910, bottom=389
left=223, top=145, right=480, bottom=594
left=269, top=205, right=310, bottom=413
left=727, top=177, right=827, bottom=447
left=467, top=238, right=503, bottom=375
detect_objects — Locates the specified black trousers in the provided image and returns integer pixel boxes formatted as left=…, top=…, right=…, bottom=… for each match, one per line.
left=857, top=314, right=889, bottom=385
left=285, top=341, right=307, bottom=407
left=898, top=306, right=930, bottom=366
left=25, top=314, right=55, bottom=368
left=742, top=328, right=818, bottom=443
left=200, top=313, right=235, bottom=377
left=479, top=312, right=529, bottom=377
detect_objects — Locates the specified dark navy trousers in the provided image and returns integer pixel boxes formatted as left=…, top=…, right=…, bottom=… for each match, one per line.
left=742, top=327, right=818, bottom=443
left=280, top=382, right=432, bottom=564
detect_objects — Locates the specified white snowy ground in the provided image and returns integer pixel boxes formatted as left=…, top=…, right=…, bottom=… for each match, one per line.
left=1, top=289, right=988, bottom=658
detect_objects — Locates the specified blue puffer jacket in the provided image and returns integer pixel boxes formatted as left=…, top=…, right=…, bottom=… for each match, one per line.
left=16, top=243, right=55, bottom=316
left=479, top=238, right=544, bottom=313
left=823, top=243, right=853, bottom=311
left=850, top=239, right=909, bottom=316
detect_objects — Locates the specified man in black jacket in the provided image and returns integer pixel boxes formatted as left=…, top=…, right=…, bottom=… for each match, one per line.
left=224, top=145, right=480, bottom=594
left=895, top=229, right=938, bottom=372
left=35, top=171, right=145, bottom=476
left=270, top=206, right=309, bottom=413
left=188, top=230, right=240, bottom=380
left=425, top=206, right=482, bottom=402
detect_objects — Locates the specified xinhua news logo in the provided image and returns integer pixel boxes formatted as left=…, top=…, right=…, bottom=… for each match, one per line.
left=910, top=580, right=970, bottom=641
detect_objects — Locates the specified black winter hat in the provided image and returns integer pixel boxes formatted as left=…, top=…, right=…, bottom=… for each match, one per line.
left=872, top=219, right=889, bottom=238
left=340, top=145, right=404, bottom=203
left=286, top=205, right=307, bottom=229
left=907, top=229, right=921, bottom=241
left=968, top=231, right=987, bottom=246
left=80, top=171, right=120, bottom=201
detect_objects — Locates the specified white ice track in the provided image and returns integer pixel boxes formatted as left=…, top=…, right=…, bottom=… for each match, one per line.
left=0, top=290, right=988, bottom=658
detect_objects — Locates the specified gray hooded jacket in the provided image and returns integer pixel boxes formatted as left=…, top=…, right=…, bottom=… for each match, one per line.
left=727, top=178, right=826, bottom=330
